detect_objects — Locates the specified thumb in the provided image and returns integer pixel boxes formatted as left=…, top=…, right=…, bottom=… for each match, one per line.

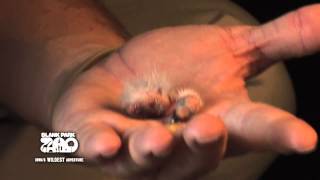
left=228, top=4, right=320, bottom=78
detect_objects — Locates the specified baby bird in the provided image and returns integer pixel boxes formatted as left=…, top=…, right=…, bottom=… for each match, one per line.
left=121, top=72, right=203, bottom=124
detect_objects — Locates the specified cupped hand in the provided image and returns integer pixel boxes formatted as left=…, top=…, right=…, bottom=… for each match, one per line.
left=52, top=4, right=319, bottom=180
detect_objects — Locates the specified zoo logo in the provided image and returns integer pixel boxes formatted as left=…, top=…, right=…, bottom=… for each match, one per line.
left=40, top=132, right=79, bottom=153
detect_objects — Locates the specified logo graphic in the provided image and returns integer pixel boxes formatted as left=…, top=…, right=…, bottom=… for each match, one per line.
left=40, top=132, right=79, bottom=153
left=35, top=132, right=84, bottom=163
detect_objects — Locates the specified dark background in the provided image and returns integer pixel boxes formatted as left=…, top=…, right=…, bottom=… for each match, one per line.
left=233, top=0, right=320, bottom=179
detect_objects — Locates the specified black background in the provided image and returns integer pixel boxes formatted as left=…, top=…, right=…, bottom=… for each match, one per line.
left=233, top=0, right=320, bottom=179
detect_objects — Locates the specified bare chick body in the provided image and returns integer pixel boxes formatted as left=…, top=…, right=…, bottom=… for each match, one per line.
left=121, top=72, right=203, bottom=125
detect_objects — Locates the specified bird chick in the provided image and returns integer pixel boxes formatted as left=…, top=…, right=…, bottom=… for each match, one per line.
left=121, top=72, right=203, bottom=124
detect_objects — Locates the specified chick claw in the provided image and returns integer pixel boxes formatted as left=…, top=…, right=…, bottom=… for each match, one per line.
left=173, top=89, right=204, bottom=121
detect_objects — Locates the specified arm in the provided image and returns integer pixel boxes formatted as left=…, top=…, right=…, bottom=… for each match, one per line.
left=0, top=0, right=127, bottom=128
left=0, top=1, right=317, bottom=179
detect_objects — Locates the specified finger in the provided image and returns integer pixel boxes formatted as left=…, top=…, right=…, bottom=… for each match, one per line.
left=52, top=108, right=124, bottom=160
left=103, top=112, right=174, bottom=177
left=55, top=107, right=174, bottom=177
left=92, top=110, right=174, bottom=161
left=227, top=4, right=320, bottom=77
left=127, top=122, right=174, bottom=166
left=156, top=113, right=227, bottom=180
left=77, top=121, right=122, bottom=160
left=222, top=101, right=317, bottom=154
left=105, top=123, right=174, bottom=178
left=183, top=113, right=227, bottom=149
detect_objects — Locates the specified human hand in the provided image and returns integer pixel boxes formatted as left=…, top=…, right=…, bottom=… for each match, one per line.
left=52, top=4, right=319, bottom=180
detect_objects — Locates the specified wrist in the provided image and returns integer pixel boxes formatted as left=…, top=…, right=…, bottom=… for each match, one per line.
left=0, top=34, right=124, bottom=129
left=50, top=46, right=119, bottom=127
left=0, top=0, right=128, bottom=129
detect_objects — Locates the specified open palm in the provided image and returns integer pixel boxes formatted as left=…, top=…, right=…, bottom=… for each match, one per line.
left=52, top=4, right=319, bottom=180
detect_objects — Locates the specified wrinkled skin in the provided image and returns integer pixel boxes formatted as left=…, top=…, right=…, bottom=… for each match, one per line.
left=52, top=4, right=319, bottom=180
